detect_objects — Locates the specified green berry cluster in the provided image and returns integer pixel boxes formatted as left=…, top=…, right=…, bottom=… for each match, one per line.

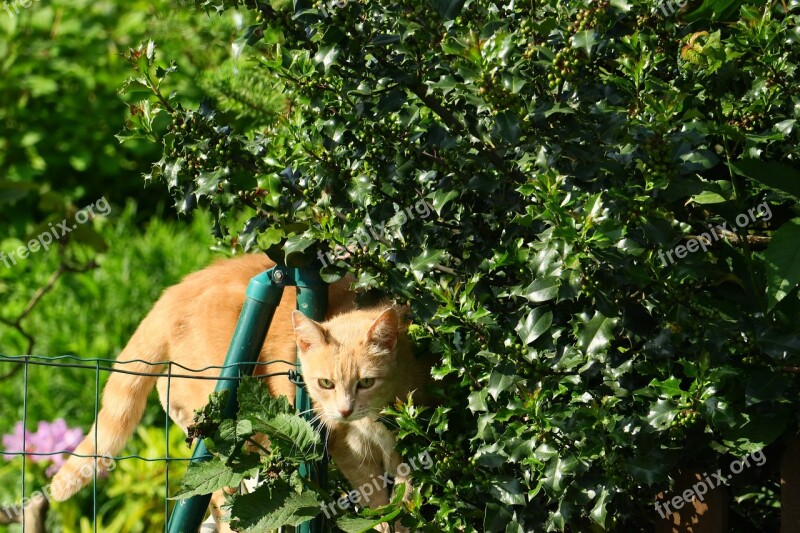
left=478, top=71, right=514, bottom=108
left=547, top=3, right=611, bottom=90
left=548, top=48, right=589, bottom=90
left=167, top=111, right=241, bottom=175
left=520, top=17, right=535, bottom=38
left=519, top=18, right=541, bottom=59
left=566, top=2, right=609, bottom=33
left=668, top=409, right=701, bottom=440
left=764, top=74, right=785, bottom=89
left=168, top=112, right=210, bottom=137
left=641, top=134, right=676, bottom=182
left=579, top=275, right=599, bottom=295
left=741, top=354, right=760, bottom=365
left=236, top=188, right=266, bottom=203
left=728, top=109, right=762, bottom=131
left=504, top=338, right=528, bottom=357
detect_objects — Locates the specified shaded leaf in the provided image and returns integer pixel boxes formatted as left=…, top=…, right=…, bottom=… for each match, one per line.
left=764, top=219, right=800, bottom=310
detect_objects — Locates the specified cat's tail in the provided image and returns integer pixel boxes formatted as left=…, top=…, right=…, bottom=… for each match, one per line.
left=49, top=305, right=168, bottom=501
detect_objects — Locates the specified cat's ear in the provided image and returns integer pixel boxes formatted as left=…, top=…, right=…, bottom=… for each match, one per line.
left=366, top=308, right=399, bottom=352
left=291, top=311, right=327, bottom=352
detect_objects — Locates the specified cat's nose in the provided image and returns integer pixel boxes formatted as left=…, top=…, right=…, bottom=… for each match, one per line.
left=339, top=407, right=354, bottom=418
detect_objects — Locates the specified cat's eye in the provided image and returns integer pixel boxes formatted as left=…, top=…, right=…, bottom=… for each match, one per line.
left=357, top=377, right=375, bottom=389
left=318, top=379, right=335, bottom=389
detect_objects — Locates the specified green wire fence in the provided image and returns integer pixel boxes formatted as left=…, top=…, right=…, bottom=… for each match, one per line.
left=0, top=354, right=294, bottom=532
left=0, top=264, right=330, bottom=532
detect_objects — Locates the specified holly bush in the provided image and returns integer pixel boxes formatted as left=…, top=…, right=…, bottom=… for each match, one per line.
left=124, top=0, right=800, bottom=530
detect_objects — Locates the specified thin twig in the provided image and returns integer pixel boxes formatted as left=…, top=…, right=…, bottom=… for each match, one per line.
left=0, top=258, right=97, bottom=362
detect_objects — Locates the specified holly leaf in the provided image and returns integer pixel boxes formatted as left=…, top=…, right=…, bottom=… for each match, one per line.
left=515, top=307, right=553, bottom=345
left=575, top=311, right=618, bottom=357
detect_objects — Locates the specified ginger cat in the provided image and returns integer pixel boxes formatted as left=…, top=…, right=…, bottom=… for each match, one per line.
left=48, top=254, right=429, bottom=531
left=292, top=307, right=430, bottom=515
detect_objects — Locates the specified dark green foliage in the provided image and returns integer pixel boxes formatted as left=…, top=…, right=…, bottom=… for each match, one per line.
left=125, top=0, right=800, bottom=529
left=176, top=378, right=323, bottom=529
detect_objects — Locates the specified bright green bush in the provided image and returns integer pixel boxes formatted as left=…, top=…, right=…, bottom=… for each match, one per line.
left=123, top=0, right=799, bottom=530
left=0, top=0, right=246, bottom=247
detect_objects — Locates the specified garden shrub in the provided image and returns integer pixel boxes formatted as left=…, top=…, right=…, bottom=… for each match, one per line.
left=124, top=0, right=800, bottom=530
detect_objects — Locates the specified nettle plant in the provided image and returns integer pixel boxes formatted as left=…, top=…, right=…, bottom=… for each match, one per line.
left=123, top=0, right=800, bottom=530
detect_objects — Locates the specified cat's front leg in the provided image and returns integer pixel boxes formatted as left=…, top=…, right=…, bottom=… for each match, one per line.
left=328, top=426, right=392, bottom=508
left=329, top=427, right=411, bottom=532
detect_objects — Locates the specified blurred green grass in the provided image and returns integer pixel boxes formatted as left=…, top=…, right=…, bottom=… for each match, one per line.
left=0, top=202, right=217, bottom=429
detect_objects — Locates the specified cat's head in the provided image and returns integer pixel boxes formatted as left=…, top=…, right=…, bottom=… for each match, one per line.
left=291, top=306, right=406, bottom=426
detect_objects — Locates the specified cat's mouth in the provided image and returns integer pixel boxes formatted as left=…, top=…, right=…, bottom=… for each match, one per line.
left=322, top=410, right=372, bottom=425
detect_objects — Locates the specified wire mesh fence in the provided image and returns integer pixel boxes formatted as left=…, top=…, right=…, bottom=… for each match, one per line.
left=0, top=353, right=296, bottom=532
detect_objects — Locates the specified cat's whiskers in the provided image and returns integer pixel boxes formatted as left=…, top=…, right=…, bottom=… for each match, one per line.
left=357, top=431, right=374, bottom=470
left=307, top=412, right=324, bottom=430
left=323, top=427, right=332, bottom=458
left=365, top=407, right=393, bottom=428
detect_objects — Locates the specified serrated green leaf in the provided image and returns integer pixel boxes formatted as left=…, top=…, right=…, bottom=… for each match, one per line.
left=645, top=399, right=676, bottom=430
left=410, top=249, right=446, bottom=273
left=430, top=189, right=459, bottom=216
left=720, top=410, right=791, bottom=455
left=691, top=190, right=727, bottom=204
left=232, top=482, right=322, bottom=532
left=487, top=362, right=520, bottom=400
left=570, top=30, right=596, bottom=56
left=238, top=376, right=293, bottom=418
left=336, top=507, right=402, bottom=533
left=284, top=233, right=315, bottom=260
left=494, top=111, right=521, bottom=143
left=171, top=455, right=259, bottom=499
left=249, top=413, right=322, bottom=462
left=468, top=388, right=489, bottom=413
left=589, top=486, right=610, bottom=527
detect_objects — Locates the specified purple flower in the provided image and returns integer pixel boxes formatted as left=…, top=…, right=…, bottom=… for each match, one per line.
left=1, top=418, right=84, bottom=475
left=1, top=421, right=34, bottom=461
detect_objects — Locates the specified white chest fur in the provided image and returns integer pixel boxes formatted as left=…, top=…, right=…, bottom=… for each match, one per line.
left=345, top=418, right=398, bottom=472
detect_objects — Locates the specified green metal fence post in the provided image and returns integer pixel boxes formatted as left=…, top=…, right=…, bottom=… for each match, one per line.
left=167, top=266, right=285, bottom=533
left=293, top=266, right=329, bottom=533
left=166, top=262, right=330, bottom=532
